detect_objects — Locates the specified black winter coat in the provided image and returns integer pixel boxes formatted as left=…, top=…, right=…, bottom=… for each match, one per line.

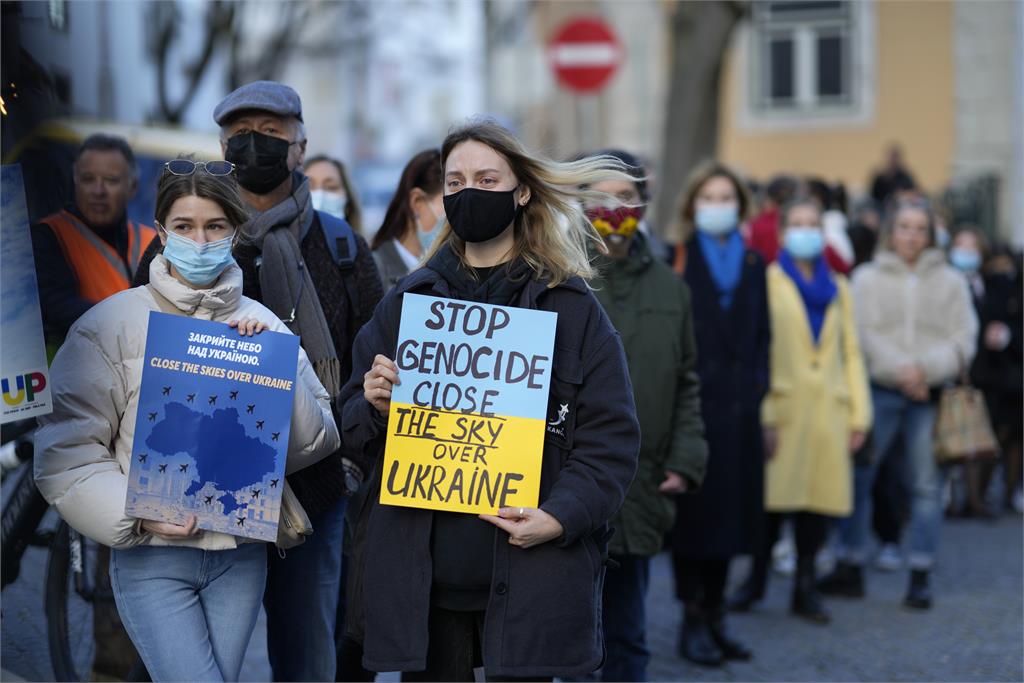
left=339, top=252, right=640, bottom=677
left=672, top=239, right=770, bottom=559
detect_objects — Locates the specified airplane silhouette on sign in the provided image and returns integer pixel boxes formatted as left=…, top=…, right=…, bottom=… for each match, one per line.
left=251, top=489, right=260, bottom=499
left=204, top=495, right=214, bottom=505
left=179, top=464, right=189, bottom=473
left=270, top=479, right=279, bottom=488
left=208, top=395, right=217, bottom=405
left=246, top=404, right=255, bottom=414
left=138, top=453, right=148, bottom=463
left=256, top=420, right=264, bottom=430
left=187, top=394, right=196, bottom=403
left=162, top=386, right=171, bottom=396
left=272, top=432, right=280, bottom=442
left=148, top=412, right=157, bottom=421
left=236, top=517, right=245, bottom=527
left=229, top=391, right=238, bottom=400
left=158, top=464, right=167, bottom=473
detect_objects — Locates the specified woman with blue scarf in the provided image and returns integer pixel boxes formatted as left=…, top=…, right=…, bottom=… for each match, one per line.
left=730, top=198, right=871, bottom=624
left=670, top=162, right=770, bottom=667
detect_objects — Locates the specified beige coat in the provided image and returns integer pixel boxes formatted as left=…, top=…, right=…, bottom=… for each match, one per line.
left=762, top=264, right=872, bottom=515
left=851, top=249, right=978, bottom=388
left=34, top=256, right=340, bottom=550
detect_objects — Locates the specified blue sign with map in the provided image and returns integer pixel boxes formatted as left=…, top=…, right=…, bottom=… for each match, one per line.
left=125, top=312, right=301, bottom=542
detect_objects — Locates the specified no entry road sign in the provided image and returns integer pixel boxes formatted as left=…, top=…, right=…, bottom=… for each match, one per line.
left=548, top=17, right=623, bottom=94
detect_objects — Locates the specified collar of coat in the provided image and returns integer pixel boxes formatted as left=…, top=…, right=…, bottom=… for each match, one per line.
left=875, top=248, right=947, bottom=275
left=394, top=244, right=589, bottom=306
left=149, top=253, right=244, bottom=315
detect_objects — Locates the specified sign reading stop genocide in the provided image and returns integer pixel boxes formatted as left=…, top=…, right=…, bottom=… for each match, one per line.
left=547, top=17, right=623, bottom=94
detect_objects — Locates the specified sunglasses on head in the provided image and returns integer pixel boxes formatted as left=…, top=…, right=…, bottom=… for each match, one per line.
left=164, top=160, right=235, bottom=177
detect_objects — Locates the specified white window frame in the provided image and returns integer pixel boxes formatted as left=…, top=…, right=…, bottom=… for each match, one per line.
left=734, top=0, right=876, bottom=131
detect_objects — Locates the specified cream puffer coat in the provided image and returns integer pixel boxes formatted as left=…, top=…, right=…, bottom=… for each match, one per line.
left=851, top=248, right=978, bottom=388
left=34, top=255, right=340, bottom=550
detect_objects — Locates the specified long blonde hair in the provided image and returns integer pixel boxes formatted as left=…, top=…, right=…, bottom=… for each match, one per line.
left=423, top=119, right=637, bottom=286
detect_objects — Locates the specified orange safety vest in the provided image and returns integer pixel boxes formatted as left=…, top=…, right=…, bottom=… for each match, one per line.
left=41, top=210, right=157, bottom=304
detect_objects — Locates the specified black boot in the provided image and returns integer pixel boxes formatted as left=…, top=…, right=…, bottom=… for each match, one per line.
left=817, top=560, right=865, bottom=598
left=678, top=604, right=724, bottom=667
left=727, top=553, right=769, bottom=612
left=903, top=569, right=933, bottom=609
left=707, top=606, right=753, bottom=660
left=791, top=556, right=830, bottom=624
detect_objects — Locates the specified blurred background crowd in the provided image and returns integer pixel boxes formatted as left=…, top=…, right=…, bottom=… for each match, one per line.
left=1, top=1, right=1022, bottom=682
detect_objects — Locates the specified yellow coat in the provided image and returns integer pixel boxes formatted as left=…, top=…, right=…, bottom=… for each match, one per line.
left=762, top=263, right=872, bottom=516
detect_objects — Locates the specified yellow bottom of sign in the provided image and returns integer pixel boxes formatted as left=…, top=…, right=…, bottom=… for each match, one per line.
left=380, top=401, right=545, bottom=515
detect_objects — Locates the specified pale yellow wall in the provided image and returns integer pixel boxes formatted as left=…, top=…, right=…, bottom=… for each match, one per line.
left=718, top=1, right=955, bottom=196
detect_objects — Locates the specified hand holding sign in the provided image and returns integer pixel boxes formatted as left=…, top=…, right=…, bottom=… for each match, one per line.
left=365, top=355, right=401, bottom=416
left=479, top=507, right=564, bottom=549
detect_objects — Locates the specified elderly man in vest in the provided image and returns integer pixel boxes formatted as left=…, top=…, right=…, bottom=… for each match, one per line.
left=31, top=134, right=156, bottom=354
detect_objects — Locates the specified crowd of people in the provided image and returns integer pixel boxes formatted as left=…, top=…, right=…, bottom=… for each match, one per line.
left=25, top=79, right=1023, bottom=683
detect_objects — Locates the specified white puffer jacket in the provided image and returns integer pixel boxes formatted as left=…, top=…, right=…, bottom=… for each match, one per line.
left=851, top=248, right=978, bottom=389
left=34, top=255, right=340, bottom=550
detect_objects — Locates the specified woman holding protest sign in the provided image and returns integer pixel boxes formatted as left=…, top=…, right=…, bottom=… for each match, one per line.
left=339, top=120, right=641, bottom=681
left=34, top=161, right=340, bottom=682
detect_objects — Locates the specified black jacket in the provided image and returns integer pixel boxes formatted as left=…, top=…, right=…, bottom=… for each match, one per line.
left=340, top=247, right=640, bottom=677
left=672, top=239, right=770, bottom=559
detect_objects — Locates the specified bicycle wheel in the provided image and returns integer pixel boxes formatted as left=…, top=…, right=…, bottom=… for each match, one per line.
left=45, top=521, right=96, bottom=682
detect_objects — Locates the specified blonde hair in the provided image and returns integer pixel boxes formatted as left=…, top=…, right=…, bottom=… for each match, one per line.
left=673, top=160, right=753, bottom=241
left=423, top=119, right=638, bottom=287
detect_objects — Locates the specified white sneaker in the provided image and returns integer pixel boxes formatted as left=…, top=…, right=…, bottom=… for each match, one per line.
left=772, top=536, right=796, bottom=577
left=875, top=543, right=903, bottom=572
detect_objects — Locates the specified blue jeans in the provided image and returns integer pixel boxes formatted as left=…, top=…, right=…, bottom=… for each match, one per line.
left=264, top=496, right=346, bottom=681
left=838, top=386, right=943, bottom=569
left=600, top=554, right=650, bottom=682
left=110, top=543, right=267, bottom=682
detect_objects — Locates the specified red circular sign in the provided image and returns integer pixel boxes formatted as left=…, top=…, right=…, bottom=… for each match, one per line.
left=548, top=17, right=623, bottom=94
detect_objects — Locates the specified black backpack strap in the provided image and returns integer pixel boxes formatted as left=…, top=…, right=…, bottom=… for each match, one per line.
left=316, top=210, right=357, bottom=271
left=315, top=209, right=362, bottom=322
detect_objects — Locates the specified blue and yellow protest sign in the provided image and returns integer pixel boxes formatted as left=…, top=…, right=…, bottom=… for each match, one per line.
left=382, top=293, right=557, bottom=514
left=125, top=312, right=300, bottom=542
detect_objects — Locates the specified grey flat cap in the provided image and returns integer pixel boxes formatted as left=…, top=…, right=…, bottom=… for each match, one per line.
left=213, top=81, right=303, bottom=125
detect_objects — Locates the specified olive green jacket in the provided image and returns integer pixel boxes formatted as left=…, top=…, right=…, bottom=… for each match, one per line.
left=591, top=236, right=708, bottom=557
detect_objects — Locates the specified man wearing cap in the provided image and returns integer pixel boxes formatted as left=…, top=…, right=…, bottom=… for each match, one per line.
left=132, top=80, right=383, bottom=681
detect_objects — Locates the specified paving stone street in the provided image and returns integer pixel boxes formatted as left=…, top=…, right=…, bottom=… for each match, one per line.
left=2, top=477, right=1021, bottom=682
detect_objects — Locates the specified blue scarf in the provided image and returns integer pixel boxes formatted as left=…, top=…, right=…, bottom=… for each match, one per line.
left=778, top=250, right=837, bottom=343
left=696, top=230, right=745, bottom=309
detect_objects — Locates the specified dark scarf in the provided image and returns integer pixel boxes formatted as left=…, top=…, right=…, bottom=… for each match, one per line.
left=428, top=244, right=534, bottom=305
left=237, top=171, right=341, bottom=398
left=696, top=229, right=745, bottom=309
left=778, top=250, right=837, bottom=343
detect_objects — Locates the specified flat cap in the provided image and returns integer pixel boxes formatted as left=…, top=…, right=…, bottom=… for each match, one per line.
left=213, top=80, right=303, bottom=125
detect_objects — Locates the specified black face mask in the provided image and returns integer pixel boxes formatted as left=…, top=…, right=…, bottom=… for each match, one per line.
left=443, top=187, right=520, bottom=243
left=224, top=131, right=292, bottom=195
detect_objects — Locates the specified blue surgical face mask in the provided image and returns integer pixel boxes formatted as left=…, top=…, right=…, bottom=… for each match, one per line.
left=950, top=247, right=981, bottom=273
left=310, top=189, right=347, bottom=219
left=695, top=203, right=739, bottom=236
left=783, top=227, right=825, bottom=260
left=417, top=213, right=445, bottom=253
left=162, top=228, right=236, bottom=286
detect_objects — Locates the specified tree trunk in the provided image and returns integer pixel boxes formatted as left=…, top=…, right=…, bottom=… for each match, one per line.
left=654, top=0, right=746, bottom=239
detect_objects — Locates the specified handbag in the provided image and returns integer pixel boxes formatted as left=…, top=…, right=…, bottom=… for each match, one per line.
left=145, top=284, right=313, bottom=549
left=933, top=369, right=999, bottom=464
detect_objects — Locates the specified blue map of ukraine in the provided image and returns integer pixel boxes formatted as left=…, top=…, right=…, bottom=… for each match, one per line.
left=146, top=402, right=278, bottom=513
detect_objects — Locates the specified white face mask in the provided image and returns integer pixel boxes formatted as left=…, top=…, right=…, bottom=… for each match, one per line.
left=311, top=189, right=347, bottom=219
